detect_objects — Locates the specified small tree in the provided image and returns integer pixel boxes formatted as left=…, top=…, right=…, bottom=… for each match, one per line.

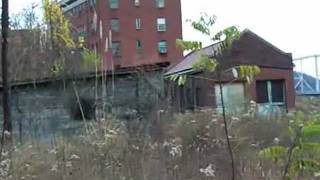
left=170, top=13, right=260, bottom=180
left=259, top=111, right=320, bottom=179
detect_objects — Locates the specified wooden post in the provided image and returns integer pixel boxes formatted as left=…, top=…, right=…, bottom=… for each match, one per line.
left=1, top=0, right=12, bottom=134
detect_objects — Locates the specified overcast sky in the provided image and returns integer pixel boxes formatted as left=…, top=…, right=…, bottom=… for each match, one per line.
left=8, top=0, right=320, bottom=59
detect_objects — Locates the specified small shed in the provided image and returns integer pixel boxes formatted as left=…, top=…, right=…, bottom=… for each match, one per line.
left=165, top=30, right=295, bottom=113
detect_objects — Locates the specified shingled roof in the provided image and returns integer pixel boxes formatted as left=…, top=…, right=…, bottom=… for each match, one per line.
left=165, top=29, right=293, bottom=76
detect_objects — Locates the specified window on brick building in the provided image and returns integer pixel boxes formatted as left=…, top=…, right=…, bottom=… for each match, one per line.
left=109, top=0, right=118, bottom=9
left=155, top=0, right=165, bottom=8
left=256, top=80, right=285, bottom=104
left=134, top=0, right=140, bottom=6
left=111, top=19, right=120, bottom=32
left=135, top=18, right=141, bottom=30
left=157, top=18, right=166, bottom=32
left=136, top=40, right=142, bottom=54
left=112, top=41, right=121, bottom=56
left=158, top=40, right=167, bottom=54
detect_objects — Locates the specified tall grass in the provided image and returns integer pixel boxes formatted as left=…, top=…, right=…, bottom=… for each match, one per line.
left=1, top=97, right=319, bottom=180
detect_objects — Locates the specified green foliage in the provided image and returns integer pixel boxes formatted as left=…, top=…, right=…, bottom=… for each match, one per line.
left=259, top=111, right=320, bottom=179
left=81, top=48, right=100, bottom=66
left=186, top=13, right=216, bottom=36
left=238, top=65, right=261, bottom=82
left=212, top=26, right=241, bottom=50
left=43, top=0, right=75, bottom=48
left=169, top=74, right=187, bottom=86
left=259, top=146, right=287, bottom=163
left=192, top=55, right=218, bottom=72
left=176, top=39, right=202, bottom=51
left=51, top=59, right=64, bottom=76
left=302, top=125, right=320, bottom=139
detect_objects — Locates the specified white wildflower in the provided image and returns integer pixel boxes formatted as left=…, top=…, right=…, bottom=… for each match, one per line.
left=231, top=116, right=240, bottom=121
left=169, top=144, right=182, bottom=157
left=70, top=154, right=80, bottom=160
left=66, top=161, right=72, bottom=168
left=132, top=145, right=139, bottom=150
left=50, top=164, right=58, bottom=172
left=1, top=152, right=8, bottom=157
left=4, top=130, right=10, bottom=136
left=200, top=164, right=216, bottom=177
left=48, top=149, right=57, bottom=154
left=0, top=159, right=11, bottom=177
left=163, top=140, right=170, bottom=147
left=211, top=118, right=217, bottom=123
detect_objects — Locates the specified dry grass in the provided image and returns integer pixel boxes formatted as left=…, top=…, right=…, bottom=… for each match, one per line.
left=0, top=97, right=319, bottom=180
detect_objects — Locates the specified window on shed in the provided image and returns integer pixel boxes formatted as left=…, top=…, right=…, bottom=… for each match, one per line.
left=256, top=80, right=285, bottom=104
left=256, top=81, right=269, bottom=103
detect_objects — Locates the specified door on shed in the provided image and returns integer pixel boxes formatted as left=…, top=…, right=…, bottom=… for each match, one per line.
left=215, top=83, right=246, bottom=114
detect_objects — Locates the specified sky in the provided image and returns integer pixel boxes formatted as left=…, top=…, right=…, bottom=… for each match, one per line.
left=8, top=0, right=320, bottom=59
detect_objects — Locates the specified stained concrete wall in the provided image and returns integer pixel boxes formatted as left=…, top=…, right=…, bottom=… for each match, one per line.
left=0, top=71, right=164, bottom=142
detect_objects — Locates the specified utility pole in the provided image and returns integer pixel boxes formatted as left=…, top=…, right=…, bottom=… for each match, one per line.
left=1, top=0, right=12, bottom=136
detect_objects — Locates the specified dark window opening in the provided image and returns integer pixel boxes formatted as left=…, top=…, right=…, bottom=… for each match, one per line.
left=271, top=80, right=284, bottom=103
left=256, top=80, right=285, bottom=104
left=136, top=40, right=142, bottom=54
left=112, top=41, right=121, bottom=56
left=256, top=81, right=268, bottom=103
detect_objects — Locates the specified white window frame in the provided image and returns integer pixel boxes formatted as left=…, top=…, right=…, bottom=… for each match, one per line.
left=157, top=18, right=166, bottom=32
left=135, top=18, right=141, bottom=30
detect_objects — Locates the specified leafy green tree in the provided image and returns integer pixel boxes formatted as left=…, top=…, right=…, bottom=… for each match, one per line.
left=170, top=13, right=260, bottom=180
left=259, top=111, right=320, bottom=179
left=43, top=0, right=75, bottom=49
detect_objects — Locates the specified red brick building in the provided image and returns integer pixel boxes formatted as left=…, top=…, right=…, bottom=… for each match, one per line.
left=60, top=0, right=183, bottom=70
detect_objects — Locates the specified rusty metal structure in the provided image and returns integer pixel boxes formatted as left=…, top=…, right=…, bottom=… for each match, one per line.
left=294, top=55, right=320, bottom=95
